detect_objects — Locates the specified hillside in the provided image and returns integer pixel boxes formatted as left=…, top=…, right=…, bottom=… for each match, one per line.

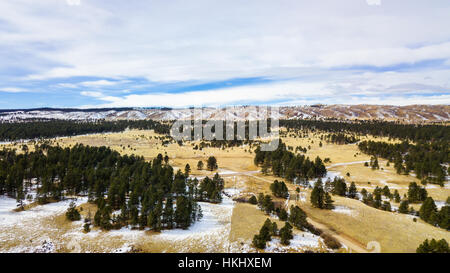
left=0, top=105, right=448, bottom=123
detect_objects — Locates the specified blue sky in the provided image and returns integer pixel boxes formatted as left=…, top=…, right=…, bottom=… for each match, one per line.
left=0, top=0, right=450, bottom=109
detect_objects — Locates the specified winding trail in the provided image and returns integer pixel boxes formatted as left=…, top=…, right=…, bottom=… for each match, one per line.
left=218, top=168, right=370, bottom=253
left=306, top=217, right=369, bottom=253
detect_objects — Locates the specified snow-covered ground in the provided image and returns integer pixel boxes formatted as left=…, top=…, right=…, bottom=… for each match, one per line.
left=264, top=233, right=323, bottom=253
left=332, top=206, right=357, bottom=217
left=0, top=195, right=88, bottom=253
left=327, top=161, right=369, bottom=168
left=435, top=201, right=448, bottom=210
left=0, top=196, right=87, bottom=229
left=156, top=189, right=235, bottom=242
left=308, top=171, right=341, bottom=188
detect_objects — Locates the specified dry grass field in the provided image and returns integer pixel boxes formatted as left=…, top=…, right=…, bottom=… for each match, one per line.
left=0, top=128, right=448, bottom=253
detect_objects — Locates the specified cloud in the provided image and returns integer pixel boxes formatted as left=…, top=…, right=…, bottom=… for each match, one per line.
left=0, top=87, right=28, bottom=93
left=66, top=0, right=81, bottom=6
left=318, top=42, right=450, bottom=68
left=366, top=0, right=381, bottom=6
left=80, top=91, right=104, bottom=98
left=0, top=0, right=449, bottom=108
left=80, top=75, right=450, bottom=108
left=79, top=80, right=119, bottom=87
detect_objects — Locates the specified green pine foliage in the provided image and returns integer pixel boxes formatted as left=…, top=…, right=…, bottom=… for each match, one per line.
left=416, top=238, right=449, bottom=253
left=0, top=144, right=226, bottom=232
left=206, top=156, right=218, bottom=171
left=419, top=197, right=449, bottom=230
left=65, top=201, right=81, bottom=221
left=254, top=141, right=327, bottom=182
left=358, top=140, right=448, bottom=186
left=407, top=182, right=428, bottom=203
left=270, top=180, right=289, bottom=198
left=0, top=119, right=170, bottom=141
left=325, top=133, right=359, bottom=145
left=279, top=222, right=294, bottom=245
left=310, top=179, right=334, bottom=210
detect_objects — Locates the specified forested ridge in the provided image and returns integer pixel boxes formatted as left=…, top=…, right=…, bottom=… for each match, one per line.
left=280, top=119, right=449, bottom=142
left=358, top=140, right=449, bottom=185
left=254, top=141, right=327, bottom=181
left=0, top=119, right=170, bottom=141
left=0, top=144, right=223, bottom=231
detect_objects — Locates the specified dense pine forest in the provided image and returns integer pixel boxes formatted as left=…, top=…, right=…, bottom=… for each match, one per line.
left=0, top=144, right=224, bottom=231
left=358, top=140, right=449, bottom=185
left=280, top=120, right=449, bottom=142
left=325, top=133, right=359, bottom=145
left=0, top=119, right=170, bottom=141
left=254, top=141, right=327, bottom=182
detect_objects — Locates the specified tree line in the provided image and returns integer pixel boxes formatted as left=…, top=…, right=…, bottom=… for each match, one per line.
left=0, top=144, right=224, bottom=231
left=0, top=119, right=170, bottom=141
left=254, top=141, right=327, bottom=182
left=280, top=119, right=450, bottom=142
left=312, top=174, right=449, bottom=230
left=325, top=133, right=359, bottom=145
left=358, top=140, right=448, bottom=186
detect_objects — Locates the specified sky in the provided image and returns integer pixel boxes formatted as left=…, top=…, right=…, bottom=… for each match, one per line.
left=0, top=0, right=449, bottom=109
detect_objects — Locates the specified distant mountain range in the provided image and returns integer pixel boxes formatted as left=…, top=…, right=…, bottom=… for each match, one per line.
left=0, top=105, right=448, bottom=123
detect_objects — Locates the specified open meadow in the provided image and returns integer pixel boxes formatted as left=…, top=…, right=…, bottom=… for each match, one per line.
left=0, top=128, right=448, bottom=253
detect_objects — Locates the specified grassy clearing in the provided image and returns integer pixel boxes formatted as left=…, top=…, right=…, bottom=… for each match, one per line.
left=1, top=129, right=448, bottom=253
left=294, top=192, right=450, bottom=253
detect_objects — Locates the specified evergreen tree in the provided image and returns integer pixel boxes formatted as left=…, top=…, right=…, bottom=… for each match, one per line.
left=197, top=160, right=204, bottom=170
left=393, top=190, right=401, bottom=203
left=279, top=222, right=294, bottom=245
left=65, top=201, right=81, bottom=221
left=277, top=208, right=288, bottom=221
left=249, top=195, right=257, bottom=205
left=416, top=239, right=449, bottom=253
left=398, top=200, right=409, bottom=214
left=288, top=205, right=308, bottom=230
left=348, top=182, right=358, bottom=199
left=407, top=182, right=428, bottom=203
left=184, top=164, right=191, bottom=176
left=270, top=180, right=289, bottom=198
left=207, top=156, right=218, bottom=171
left=324, top=192, right=335, bottom=210
left=419, top=197, right=437, bottom=224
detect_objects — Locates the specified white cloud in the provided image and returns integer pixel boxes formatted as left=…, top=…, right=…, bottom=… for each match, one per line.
left=66, top=0, right=81, bottom=6
left=1, top=0, right=450, bottom=107
left=79, top=80, right=118, bottom=87
left=0, top=87, right=28, bottom=93
left=80, top=74, right=450, bottom=108
left=80, top=91, right=104, bottom=98
left=318, top=42, right=450, bottom=68
left=366, top=0, right=381, bottom=6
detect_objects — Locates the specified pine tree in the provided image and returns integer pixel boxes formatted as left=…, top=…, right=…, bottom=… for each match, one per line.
left=288, top=205, right=308, bottom=230
left=311, top=179, right=324, bottom=209
left=398, top=200, right=409, bottom=214
left=207, top=156, right=218, bottom=171
left=184, top=164, right=191, bottom=176
left=277, top=208, right=288, bottom=221
left=416, top=239, right=449, bottom=253
left=279, top=222, right=294, bottom=245
left=348, top=182, right=357, bottom=199
left=393, top=190, right=401, bottom=203
left=249, top=195, right=257, bottom=205
left=66, top=201, right=81, bottom=221
left=324, top=192, right=334, bottom=210
left=419, top=197, right=437, bottom=224
left=197, top=160, right=204, bottom=170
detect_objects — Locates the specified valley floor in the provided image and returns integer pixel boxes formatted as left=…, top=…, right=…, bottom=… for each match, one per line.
left=1, top=129, right=449, bottom=253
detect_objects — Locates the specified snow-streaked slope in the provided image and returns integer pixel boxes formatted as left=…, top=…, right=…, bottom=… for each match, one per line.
left=0, top=105, right=448, bottom=123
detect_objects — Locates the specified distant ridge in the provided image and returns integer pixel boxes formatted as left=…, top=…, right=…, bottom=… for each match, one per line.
left=0, top=105, right=448, bottom=123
